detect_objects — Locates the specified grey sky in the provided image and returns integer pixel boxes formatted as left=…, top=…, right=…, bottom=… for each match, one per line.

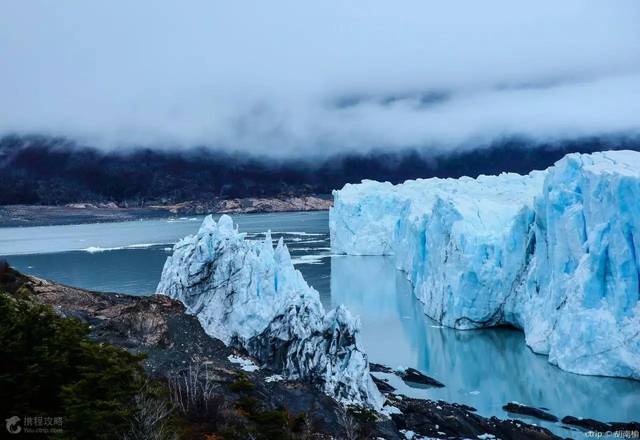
left=1, top=1, right=639, bottom=157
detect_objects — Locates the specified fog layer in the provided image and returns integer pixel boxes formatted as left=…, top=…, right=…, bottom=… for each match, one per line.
left=1, top=1, right=639, bottom=157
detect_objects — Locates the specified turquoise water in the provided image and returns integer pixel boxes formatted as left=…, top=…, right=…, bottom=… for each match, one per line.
left=1, top=211, right=638, bottom=437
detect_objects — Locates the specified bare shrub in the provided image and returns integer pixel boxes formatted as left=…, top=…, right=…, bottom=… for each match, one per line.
left=168, top=363, right=225, bottom=425
left=292, top=413, right=313, bottom=440
left=122, top=382, right=177, bottom=440
left=336, top=407, right=360, bottom=440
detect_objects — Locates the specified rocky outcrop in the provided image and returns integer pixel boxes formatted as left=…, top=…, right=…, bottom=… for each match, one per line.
left=560, top=416, right=640, bottom=434
left=370, top=364, right=445, bottom=389
left=0, top=205, right=169, bottom=227
left=398, top=367, right=445, bottom=388
left=387, top=395, right=560, bottom=440
left=0, top=196, right=331, bottom=227
left=215, top=195, right=332, bottom=213
left=503, top=402, right=559, bottom=423
left=155, top=195, right=332, bottom=215
left=560, top=416, right=610, bottom=432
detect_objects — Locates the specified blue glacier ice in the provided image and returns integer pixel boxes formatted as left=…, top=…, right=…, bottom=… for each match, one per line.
left=331, top=151, right=640, bottom=379
left=157, top=214, right=383, bottom=408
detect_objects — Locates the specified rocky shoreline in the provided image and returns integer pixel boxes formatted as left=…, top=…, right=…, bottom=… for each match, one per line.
left=0, top=195, right=332, bottom=227
left=156, top=195, right=332, bottom=215
left=0, top=265, right=574, bottom=439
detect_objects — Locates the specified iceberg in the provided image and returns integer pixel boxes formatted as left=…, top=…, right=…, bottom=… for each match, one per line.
left=331, top=151, right=640, bottom=379
left=157, top=214, right=383, bottom=408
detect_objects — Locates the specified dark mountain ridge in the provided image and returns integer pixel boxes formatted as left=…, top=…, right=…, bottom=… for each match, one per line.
left=1, top=134, right=638, bottom=206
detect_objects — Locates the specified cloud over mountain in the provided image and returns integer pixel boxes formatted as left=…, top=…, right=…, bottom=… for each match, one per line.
left=1, top=1, right=639, bottom=157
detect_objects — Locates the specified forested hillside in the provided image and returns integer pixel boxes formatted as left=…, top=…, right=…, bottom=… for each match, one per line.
left=1, top=134, right=637, bottom=206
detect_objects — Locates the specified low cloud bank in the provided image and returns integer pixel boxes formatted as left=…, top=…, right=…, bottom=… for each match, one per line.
left=1, top=1, right=639, bottom=157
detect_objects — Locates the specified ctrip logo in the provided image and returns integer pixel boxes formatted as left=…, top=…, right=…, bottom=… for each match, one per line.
left=5, top=416, right=21, bottom=434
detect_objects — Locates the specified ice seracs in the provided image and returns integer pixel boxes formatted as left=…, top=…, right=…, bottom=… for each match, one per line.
left=331, top=150, right=640, bottom=380
left=157, top=214, right=383, bottom=408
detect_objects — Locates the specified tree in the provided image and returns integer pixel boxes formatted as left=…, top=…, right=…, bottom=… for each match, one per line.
left=0, top=293, right=149, bottom=439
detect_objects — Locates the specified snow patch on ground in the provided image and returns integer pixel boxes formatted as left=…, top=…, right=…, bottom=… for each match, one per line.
left=264, top=374, right=284, bottom=383
left=227, top=355, right=259, bottom=372
left=381, top=405, right=402, bottom=416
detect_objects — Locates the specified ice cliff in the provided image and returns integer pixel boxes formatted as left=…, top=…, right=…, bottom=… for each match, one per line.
left=331, top=151, right=640, bottom=379
left=157, top=214, right=383, bottom=408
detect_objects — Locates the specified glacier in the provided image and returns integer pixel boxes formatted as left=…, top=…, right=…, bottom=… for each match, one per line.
left=331, top=150, right=640, bottom=380
left=157, top=214, right=383, bottom=408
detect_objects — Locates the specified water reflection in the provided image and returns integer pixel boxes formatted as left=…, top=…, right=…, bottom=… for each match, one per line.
left=329, top=255, right=640, bottom=436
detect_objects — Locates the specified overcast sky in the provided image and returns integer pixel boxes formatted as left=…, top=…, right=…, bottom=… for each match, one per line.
left=1, top=1, right=640, bottom=157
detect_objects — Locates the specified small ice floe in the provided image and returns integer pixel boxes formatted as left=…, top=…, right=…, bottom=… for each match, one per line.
left=281, top=232, right=325, bottom=237
left=227, top=355, right=259, bottom=372
left=84, top=246, right=110, bottom=253
left=429, top=325, right=444, bottom=328
left=290, top=254, right=331, bottom=265
left=83, top=243, right=165, bottom=253
left=477, top=434, right=496, bottom=440
left=265, top=374, right=284, bottom=383
left=469, top=390, right=481, bottom=395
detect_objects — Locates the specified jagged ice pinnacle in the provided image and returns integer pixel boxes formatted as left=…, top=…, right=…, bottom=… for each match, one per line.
left=157, top=214, right=383, bottom=408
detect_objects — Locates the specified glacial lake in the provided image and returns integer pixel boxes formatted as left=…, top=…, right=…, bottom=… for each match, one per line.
left=1, top=210, right=638, bottom=438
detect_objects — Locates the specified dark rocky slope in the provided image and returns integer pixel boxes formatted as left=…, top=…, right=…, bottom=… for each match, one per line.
left=2, top=134, right=638, bottom=206
left=1, top=265, right=567, bottom=439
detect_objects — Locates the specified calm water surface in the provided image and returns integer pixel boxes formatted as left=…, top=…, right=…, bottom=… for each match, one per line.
left=1, top=211, right=638, bottom=437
